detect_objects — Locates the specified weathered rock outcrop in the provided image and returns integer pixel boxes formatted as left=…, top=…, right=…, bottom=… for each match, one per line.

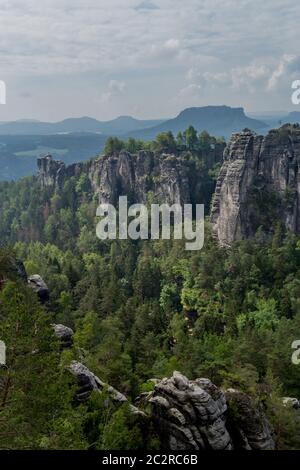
left=225, top=388, right=275, bottom=450
left=37, top=155, right=67, bottom=189
left=28, top=274, right=49, bottom=302
left=145, top=372, right=232, bottom=450
left=67, top=365, right=274, bottom=450
left=211, top=125, right=300, bottom=245
left=68, top=361, right=144, bottom=416
left=53, top=317, right=275, bottom=452
left=69, top=361, right=127, bottom=403
left=86, top=151, right=192, bottom=205
left=38, top=152, right=191, bottom=205
left=143, top=372, right=274, bottom=450
left=38, top=146, right=223, bottom=207
left=53, top=324, right=74, bottom=349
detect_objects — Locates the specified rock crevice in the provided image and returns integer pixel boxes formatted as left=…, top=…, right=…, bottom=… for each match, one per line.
left=38, top=147, right=223, bottom=207
left=211, top=125, right=300, bottom=245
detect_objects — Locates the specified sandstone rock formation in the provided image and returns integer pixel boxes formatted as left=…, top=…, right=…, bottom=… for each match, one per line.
left=145, top=372, right=232, bottom=450
left=53, top=324, right=74, bottom=349
left=37, top=154, right=68, bottom=189
left=28, top=274, right=49, bottom=302
left=225, top=388, right=275, bottom=450
left=86, top=151, right=191, bottom=206
left=37, top=147, right=223, bottom=207
left=68, top=361, right=144, bottom=416
left=143, top=371, right=274, bottom=450
left=211, top=125, right=300, bottom=245
left=69, top=361, right=127, bottom=403
left=66, top=364, right=274, bottom=450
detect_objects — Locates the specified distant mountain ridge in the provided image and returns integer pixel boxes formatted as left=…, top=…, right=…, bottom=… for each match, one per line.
left=2, top=107, right=300, bottom=139
left=0, top=106, right=270, bottom=138
left=127, top=106, right=268, bottom=139
left=0, top=115, right=165, bottom=136
left=281, top=111, right=300, bottom=124
left=0, top=105, right=293, bottom=182
left=248, top=111, right=300, bottom=128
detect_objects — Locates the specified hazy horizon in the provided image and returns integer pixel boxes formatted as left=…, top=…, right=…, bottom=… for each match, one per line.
left=0, top=106, right=297, bottom=125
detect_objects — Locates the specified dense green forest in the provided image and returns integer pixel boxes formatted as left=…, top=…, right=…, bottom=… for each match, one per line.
left=1, top=130, right=300, bottom=449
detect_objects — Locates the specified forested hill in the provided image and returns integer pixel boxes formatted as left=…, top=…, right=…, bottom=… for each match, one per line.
left=0, top=106, right=268, bottom=182
left=127, top=106, right=268, bottom=140
left=0, top=128, right=300, bottom=450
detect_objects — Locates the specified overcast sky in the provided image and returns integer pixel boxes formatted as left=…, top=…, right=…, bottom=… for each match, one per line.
left=0, top=0, right=299, bottom=121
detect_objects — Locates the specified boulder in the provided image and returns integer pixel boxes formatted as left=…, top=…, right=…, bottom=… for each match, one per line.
left=147, top=371, right=232, bottom=450
left=53, top=324, right=74, bottom=349
left=282, top=397, right=300, bottom=409
left=28, top=274, right=49, bottom=302
left=68, top=361, right=144, bottom=416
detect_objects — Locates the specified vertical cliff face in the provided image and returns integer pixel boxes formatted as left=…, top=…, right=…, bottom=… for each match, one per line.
left=38, top=147, right=223, bottom=208
left=85, top=151, right=191, bottom=205
left=37, top=155, right=83, bottom=189
left=211, top=125, right=300, bottom=245
left=37, top=155, right=66, bottom=189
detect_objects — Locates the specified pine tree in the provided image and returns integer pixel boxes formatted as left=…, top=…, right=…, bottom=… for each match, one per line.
left=0, top=281, right=87, bottom=449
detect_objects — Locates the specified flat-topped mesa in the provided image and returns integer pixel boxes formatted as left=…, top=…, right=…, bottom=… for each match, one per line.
left=37, top=148, right=221, bottom=207
left=211, top=125, right=300, bottom=246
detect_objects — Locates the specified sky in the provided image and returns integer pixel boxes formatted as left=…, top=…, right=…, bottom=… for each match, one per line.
left=0, top=0, right=300, bottom=121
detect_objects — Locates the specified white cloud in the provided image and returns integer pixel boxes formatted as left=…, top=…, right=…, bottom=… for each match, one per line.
left=0, top=0, right=300, bottom=119
left=267, top=54, right=296, bottom=90
left=231, top=64, right=270, bottom=92
left=179, top=83, right=202, bottom=98
left=184, top=56, right=300, bottom=96
left=100, top=79, right=126, bottom=103
left=0, top=0, right=297, bottom=78
left=164, top=38, right=180, bottom=50
left=108, top=80, right=126, bottom=93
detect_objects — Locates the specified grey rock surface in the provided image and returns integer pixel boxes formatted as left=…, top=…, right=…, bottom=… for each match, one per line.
left=68, top=361, right=143, bottom=415
left=53, top=324, right=74, bottom=349
left=38, top=146, right=223, bottom=207
left=28, top=274, right=49, bottom=302
left=145, top=371, right=275, bottom=450
left=225, top=388, right=275, bottom=450
left=67, top=365, right=274, bottom=450
left=211, top=125, right=300, bottom=245
left=147, top=371, right=232, bottom=450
